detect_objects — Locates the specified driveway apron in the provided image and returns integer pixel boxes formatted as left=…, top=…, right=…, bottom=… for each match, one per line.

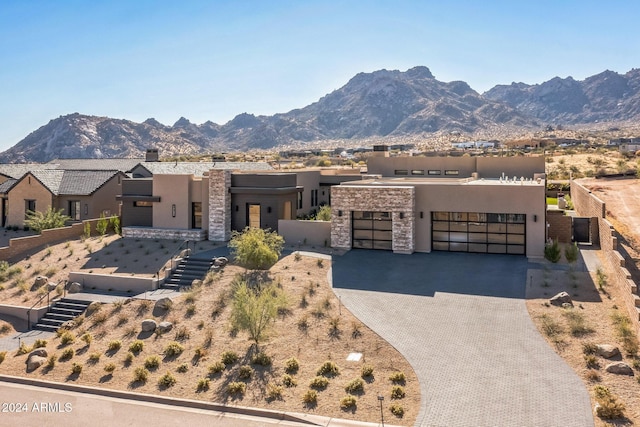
left=332, top=250, right=593, bottom=427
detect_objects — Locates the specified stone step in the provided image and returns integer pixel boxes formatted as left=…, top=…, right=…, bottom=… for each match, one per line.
left=33, top=324, right=59, bottom=332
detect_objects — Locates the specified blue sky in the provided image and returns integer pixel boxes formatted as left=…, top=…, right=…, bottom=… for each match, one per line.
left=0, top=0, right=638, bottom=151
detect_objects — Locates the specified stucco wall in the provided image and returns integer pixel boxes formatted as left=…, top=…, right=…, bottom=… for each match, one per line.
left=476, top=156, right=545, bottom=179
left=153, top=175, right=191, bottom=229
left=68, top=272, right=156, bottom=293
left=278, top=220, right=331, bottom=247
left=367, top=156, right=477, bottom=177
left=7, top=174, right=53, bottom=227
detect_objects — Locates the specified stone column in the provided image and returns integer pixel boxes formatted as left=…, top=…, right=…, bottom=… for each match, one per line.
left=208, top=169, right=231, bottom=241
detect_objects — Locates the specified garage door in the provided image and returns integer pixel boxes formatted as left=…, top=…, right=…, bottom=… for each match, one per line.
left=432, top=212, right=526, bottom=255
left=352, top=211, right=393, bottom=250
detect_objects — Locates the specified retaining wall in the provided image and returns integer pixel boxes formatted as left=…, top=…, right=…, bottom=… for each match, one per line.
left=67, top=272, right=156, bottom=294
left=277, top=220, right=331, bottom=248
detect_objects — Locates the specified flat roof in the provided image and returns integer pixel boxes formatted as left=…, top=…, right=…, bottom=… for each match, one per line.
left=342, top=177, right=544, bottom=187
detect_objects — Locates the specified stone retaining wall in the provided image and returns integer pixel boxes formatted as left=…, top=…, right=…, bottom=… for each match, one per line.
left=546, top=210, right=573, bottom=243
left=122, top=227, right=206, bottom=241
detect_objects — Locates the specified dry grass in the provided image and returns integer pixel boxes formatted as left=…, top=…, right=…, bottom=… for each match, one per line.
left=0, top=251, right=419, bottom=425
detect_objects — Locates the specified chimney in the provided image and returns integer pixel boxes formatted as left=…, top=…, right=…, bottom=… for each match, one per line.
left=145, top=148, right=159, bottom=162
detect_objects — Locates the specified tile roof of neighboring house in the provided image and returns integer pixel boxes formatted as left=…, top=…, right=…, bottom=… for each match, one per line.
left=136, top=161, right=274, bottom=175
left=0, top=163, right=58, bottom=179
left=28, top=170, right=120, bottom=196
left=48, top=158, right=144, bottom=172
left=0, top=178, right=17, bottom=194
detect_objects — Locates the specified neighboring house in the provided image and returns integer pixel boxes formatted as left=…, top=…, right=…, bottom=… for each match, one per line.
left=3, top=170, right=126, bottom=228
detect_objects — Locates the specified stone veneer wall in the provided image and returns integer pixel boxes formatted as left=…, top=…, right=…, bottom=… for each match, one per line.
left=546, top=210, right=573, bottom=243
left=331, top=185, right=415, bottom=253
left=572, top=180, right=640, bottom=332
left=122, top=227, right=206, bottom=241
left=208, top=169, right=231, bottom=241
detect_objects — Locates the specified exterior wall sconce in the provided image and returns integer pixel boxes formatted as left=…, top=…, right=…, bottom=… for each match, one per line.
left=172, top=204, right=176, bottom=217
left=533, top=214, right=537, bottom=222
left=267, top=206, right=272, bottom=213
left=420, top=211, right=424, bottom=219
left=338, top=210, right=343, bottom=217
left=399, top=212, right=404, bottom=219
left=235, top=205, right=239, bottom=212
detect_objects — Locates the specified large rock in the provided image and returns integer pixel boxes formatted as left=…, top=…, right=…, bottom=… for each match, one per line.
left=214, top=257, right=228, bottom=267
left=141, top=319, right=157, bottom=332
left=26, top=355, right=46, bottom=372
left=32, top=276, right=48, bottom=290
left=596, top=344, right=620, bottom=359
left=154, top=297, right=173, bottom=311
left=605, top=362, right=633, bottom=375
left=29, top=348, right=48, bottom=358
left=86, top=301, right=102, bottom=316
left=67, top=282, right=82, bottom=293
left=549, top=291, right=572, bottom=306
left=191, top=279, right=203, bottom=288
left=157, top=321, right=173, bottom=333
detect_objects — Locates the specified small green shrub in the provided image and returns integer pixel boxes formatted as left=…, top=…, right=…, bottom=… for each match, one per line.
left=107, top=340, right=122, bottom=352
left=317, top=360, right=339, bottom=377
left=562, top=310, right=594, bottom=337
left=163, top=342, right=185, bottom=358
left=390, top=403, right=405, bottom=417
left=196, top=377, right=210, bottom=392
left=128, top=340, right=144, bottom=354
left=16, top=342, right=32, bottom=355
left=176, top=363, right=189, bottom=373
left=0, top=351, right=7, bottom=364
left=586, top=369, right=601, bottom=382
left=144, top=355, right=161, bottom=370
left=88, top=352, right=101, bottom=363
left=593, top=386, right=625, bottom=419
left=389, top=371, right=406, bottom=384
left=208, top=361, right=225, bottom=375
left=60, top=331, right=76, bottom=346
left=104, top=363, right=116, bottom=373
left=340, top=395, right=357, bottom=409
left=302, top=389, right=317, bottom=404
left=266, top=383, right=284, bottom=400
left=582, top=342, right=598, bottom=355
left=158, top=371, right=176, bottom=388
left=238, top=365, right=253, bottom=380
left=133, top=367, right=149, bottom=383
left=544, top=240, right=561, bottom=263
left=310, top=376, right=329, bottom=389
left=391, top=385, right=405, bottom=399
left=124, top=352, right=134, bottom=366
left=250, top=352, right=272, bottom=366
left=33, top=339, right=48, bottom=348
left=361, top=364, right=374, bottom=378
left=185, top=304, right=196, bottom=317
left=70, top=362, right=83, bottom=375
left=564, top=243, right=579, bottom=263
left=584, top=355, right=599, bottom=369
left=227, top=381, right=246, bottom=395
left=284, top=357, right=299, bottom=374
left=60, top=348, right=75, bottom=361
left=81, top=333, right=93, bottom=346
left=282, top=374, right=297, bottom=387
left=46, top=355, right=57, bottom=369
left=344, top=378, right=364, bottom=394
left=221, top=351, right=239, bottom=365
left=174, top=326, right=190, bottom=341
left=539, top=314, right=564, bottom=338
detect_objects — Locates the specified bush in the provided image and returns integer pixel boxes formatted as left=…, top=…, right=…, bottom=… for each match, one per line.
left=60, top=331, right=76, bottom=346
left=340, top=395, right=357, bottom=409
left=361, top=364, right=374, bottom=378
left=310, top=376, right=329, bottom=389
left=24, top=207, right=70, bottom=233
left=564, top=243, right=579, bottom=263
left=317, top=360, right=339, bottom=377
left=16, top=342, right=32, bottom=355
left=104, top=363, right=116, bottom=373
left=539, top=314, right=564, bottom=338
left=208, top=361, right=225, bottom=375
left=81, top=333, right=93, bottom=346
left=88, top=352, right=101, bottom=363
left=390, top=403, right=405, bottom=417
left=266, top=383, right=284, bottom=400
left=238, top=365, right=253, bottom=380
left=544, top=240, right=561, bottom=263
left=33, top=339, right=47, bottom=348
left=60, top=348, right=75, bottom=361
left=344, top=378, right=364, bottom=394
left=129, top=340, right=144, bottom=354
left=107, top=340, right=122, bottom=352
left=585, top=369, right=601, bottom=382
left=228, top=227, right=284, bottom=270
left=282, top=374, right=297, bottom=387
left=174, top=326, right=190, bottom=341
left=251, top=352, right=272, bottom=366
left=133, top=367, right=149, bottom=383
left=302, top=389, right=317, bottom=404
left=227, top=382, right=246, bottom=395
left=46, top=355, right=57, bottom=369
left=158, top=371, right=176, bottom=388
left=284, top=357, right=299, bottom=374
left=163, top=342, right=185, bottom=358
left=176, top=363, right=189, bottom=373
left=144, top=355, right=161, bottom=370
left=196, top=378, right=210, bottom=392
left=582, top=342, right=598, bottom=355
left=124, top=352, right=134, bottom=366
left=391, top=385, right=406, bottom=399
left=389, top=371, right=406, bottom=384
left=70, top=362, right=83, bottom=375
left=0, top=351, right=6, bottom=364
left=593, top=386, right=625, bottom=419
left=584, top=355, right=600, bottom=369
left=562, top=310, right=594, bottom=337
left=221, top=351, right=239, bottom=366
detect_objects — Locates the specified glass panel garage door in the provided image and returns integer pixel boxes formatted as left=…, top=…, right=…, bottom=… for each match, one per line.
left=352, top=211, right=392, bottom=250
left=432, top=212, right=525, bottom=255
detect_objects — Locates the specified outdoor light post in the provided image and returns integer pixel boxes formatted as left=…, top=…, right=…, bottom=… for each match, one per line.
left=378, top=394, right=384, bottom=426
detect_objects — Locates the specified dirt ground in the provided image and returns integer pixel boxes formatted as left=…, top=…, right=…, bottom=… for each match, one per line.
left=0, top=241, right=419, bottom=425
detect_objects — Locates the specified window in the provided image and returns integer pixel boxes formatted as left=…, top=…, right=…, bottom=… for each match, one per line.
left=428, top=170, right=441, bottom=175
left=444, top=170, right=459, bottom=176
left=192, top=202, right=202, bottom=229
left=297, top=191, right=303, bottom=209
left=411, top=170, right=424, bottom=176
left=394, top=170, right=408, bottom=176
left=134, top=201, right=153, bottom=207
left=25, top=200, right=35, bottom=218
left=311, top=189, right=318, bottom=207
left=69, top=201, right=81, bottom=220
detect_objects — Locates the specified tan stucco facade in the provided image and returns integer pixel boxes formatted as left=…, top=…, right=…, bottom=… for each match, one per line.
left=6, top=174, right=54, bottom=227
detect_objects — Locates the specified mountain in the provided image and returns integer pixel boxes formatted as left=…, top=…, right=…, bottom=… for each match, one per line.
left=484, top=69, right=640, bottom=123
left=3, top=66, right=640, bottom=162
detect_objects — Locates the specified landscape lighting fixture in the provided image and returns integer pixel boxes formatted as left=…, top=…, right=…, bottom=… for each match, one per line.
left=172, top=204, right=176, bottom=217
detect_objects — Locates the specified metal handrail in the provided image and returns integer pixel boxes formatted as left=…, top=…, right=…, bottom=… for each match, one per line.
left=154, top=240, right=191, bottom=287
left=26, top=279, right=66, bottom=330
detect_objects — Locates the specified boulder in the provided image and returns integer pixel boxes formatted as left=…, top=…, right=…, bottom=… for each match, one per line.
left=154, top=297, right=173, bottom=311
left=141, top=319, right=157, bottom=332
left=596, top=344, right=620, bottom=359
left=26, top=355, right=46, bottom=372
left=549, top=291, right=572, bottom=306
left=46, top=282, right=57, bottom=291
left=32, top=276, right=48, bottom=290
left=67, top=282, right=82, bottom=293
left=157, top=321, right=173, bottom=333
left=561, top=302, right=573, bottom=309
left=86, top=301, right=102, bottom=316
left=60, top=320, right=76, bottom=330
left=605, top=362, right=633, bottom=375
left=191, top=279, right=203, bottom=288
left=29, top=348, right=48, bottom=358
left=214, top=257, right=228, bottom=267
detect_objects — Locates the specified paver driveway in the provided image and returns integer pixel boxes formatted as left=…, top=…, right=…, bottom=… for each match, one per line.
left=331, top=250, right=593, bottom=427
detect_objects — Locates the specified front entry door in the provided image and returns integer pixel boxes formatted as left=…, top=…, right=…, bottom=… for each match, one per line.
left=248, top=204, right=261, bottom=228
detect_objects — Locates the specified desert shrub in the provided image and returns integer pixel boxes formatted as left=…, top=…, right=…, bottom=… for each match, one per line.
left=0, top=351, right=6, bottom=364
left=582, top=342, right=598, bottom=355
left=391, top=385, right=406, bottom=399
left=539, top=314, right=564, bottom=338
left=208, top=361, right=225, bottom=375
left=124, top=352, right=134, bottom=366
left=104, top=363, right=116, bottom=373
left=228, top=227, right=284, bottom=270
left=133, top=367, right=149, bottom=383
left=632, top=358, right=640, bottom=371
left=584, top=355, right=600, bottom=369
left=544, top=240, right=561, bottom=263
left=266, top=383, right=284, bottom=400
left=158, top=371, right=176, bottom=388
left=593, top=386, right=625, bottom=419
left=24, top=207, right=70, bottom=233
left=389, top=371, right=406, bottom=384
left=88, top=352, right=101, bottom=363
left=344, top=378, right=364, bottom=394
left=60, top=348, right=75, bottom=361
left=238, top=365, right=253, bottom=380
left=196, top=378, right=210, bottom=392
left=310, top=376, right=329, bottom=389
left=144, top=355, right=161, bottom=370
left=316, top=258, right=324, bottom=268
left=194, top=347, right=206, bottom=360
left=562, top=310, right=593, bottom=337
left=361, top=364, right=374, bottom=378
left=564, top=243, right=579, bottom=263
left=60, top=331, right=76, bottom=346
left=107, top=340, right=122, bottom=352
left=128, top=340, right=144, bottom=354
left=81, top=333, right=93, bottom=346
left=297, top=316, right=309, bottom=331
left=16, top=342, right=32, bottom=355
left=597, top=268, right=608, bottom=292
left=176, top=363, right=189, bottom=373
left=174, top=326, right=190, bottom=341
left=586, top=369, right=601, bottom=382
left=282, top=374, right=297, bottom=387
left=340, top=395, right=357, bottom=409
left=96, top=214, right=108, bottom=236
left=221, top=350, right=239, bottom=366
left=227, top=381, right=246, bottom=395
left=351, top=322, right=362, bottom=339
left=390, top=403, right=405, bottom=417
left=46, top=355, right=57, bottom=369
left=70, top=362, right=83, bottom=375
left=185, top=304, right=196, bottom=317
left=163, top=342, right=185, bottom=358
left=317, top=360, right=339, bottom=377
left=250, top=352, right=272, bottom=366
left=284, top=357, right=299, bottom=374
left=302, top=389, right=317, bottom=404
left=33, top=339, right=47, bottom=348
left=611, top=311, right=640, bottom=355
left=328, top=317, right=341, bottom=337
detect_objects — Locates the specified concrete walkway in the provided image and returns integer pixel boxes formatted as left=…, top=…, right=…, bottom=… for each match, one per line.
left=331, top=250, right=594, bottom=427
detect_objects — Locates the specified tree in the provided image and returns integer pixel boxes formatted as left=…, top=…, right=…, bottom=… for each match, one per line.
left=230, top=279, right=288, bottom=346
left=315, top=205, right=331, bottom=221
left=228, top=227, right=284, bottom=270
left=24, top=207, right=70, bottom=233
